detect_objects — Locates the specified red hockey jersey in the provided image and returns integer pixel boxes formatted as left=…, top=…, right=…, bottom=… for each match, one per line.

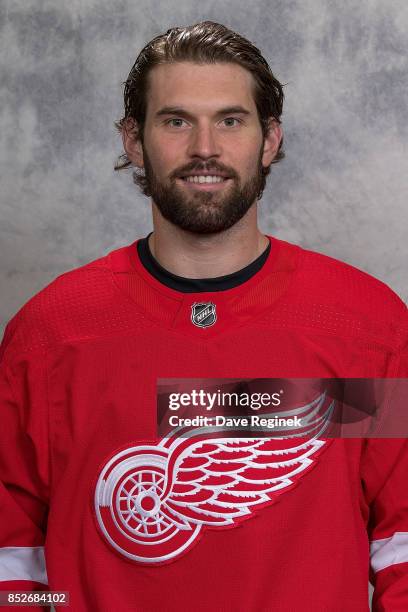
left=0, top=235, right=407, bottom=611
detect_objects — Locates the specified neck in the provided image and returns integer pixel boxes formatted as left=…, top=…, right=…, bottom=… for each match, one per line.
left=149, top=204, right=268, bottom=278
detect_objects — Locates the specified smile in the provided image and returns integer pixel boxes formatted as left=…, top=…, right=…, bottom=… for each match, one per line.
left=178, top=176, right=231, bottom=191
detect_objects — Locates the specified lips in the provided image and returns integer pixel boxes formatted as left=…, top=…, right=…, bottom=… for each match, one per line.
left=177, top=177, right=231, bottom=190
left=179, top=178, right=230, bottom=183
left=179, top=172, right=231, bottom=179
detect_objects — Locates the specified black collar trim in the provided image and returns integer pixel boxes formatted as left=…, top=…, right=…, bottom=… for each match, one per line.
left=136, top=233, right=271, bottom=293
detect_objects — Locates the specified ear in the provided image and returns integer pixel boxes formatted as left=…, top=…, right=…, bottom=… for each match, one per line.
left=122, top=117, right=145, bottom=168
left=261, top=118, right=283, bottom=167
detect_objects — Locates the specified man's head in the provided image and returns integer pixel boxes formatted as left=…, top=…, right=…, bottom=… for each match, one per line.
left=115, top=21, right=285, bottom=234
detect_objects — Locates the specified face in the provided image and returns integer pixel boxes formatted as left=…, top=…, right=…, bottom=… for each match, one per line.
left=124, top=61, right=281, bottom=234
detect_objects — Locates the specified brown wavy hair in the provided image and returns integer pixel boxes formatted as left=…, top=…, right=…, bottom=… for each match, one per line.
left=114, top=20, right=286, bottom=198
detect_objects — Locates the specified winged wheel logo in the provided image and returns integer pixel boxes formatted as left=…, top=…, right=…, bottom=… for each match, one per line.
left=94, top=392, right=334, bottom=564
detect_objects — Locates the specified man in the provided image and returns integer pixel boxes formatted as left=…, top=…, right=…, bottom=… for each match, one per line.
left=1, top=20, right=407, bottom=612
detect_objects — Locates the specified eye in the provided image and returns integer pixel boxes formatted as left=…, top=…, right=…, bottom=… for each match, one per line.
left=164, top=117, right=242, bottom=128
left=165, top=118, right=187, bottom=128
left=223, top=117, right=241, bottom=127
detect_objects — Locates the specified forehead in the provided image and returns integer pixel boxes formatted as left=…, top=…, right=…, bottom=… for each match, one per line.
left=146, top=61, right=257, bottom=116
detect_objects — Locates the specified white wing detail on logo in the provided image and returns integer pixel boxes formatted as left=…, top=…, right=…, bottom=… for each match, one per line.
left=158, top=436, right=325, bottom=527
left=94, top=392, right=334, bottom=564
left=157, top=391, right=334, bottom=528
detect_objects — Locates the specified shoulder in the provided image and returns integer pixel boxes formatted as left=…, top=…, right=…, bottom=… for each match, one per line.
left=0, top=244, right=142, bottom=361
left=276, top=239, right=408, bottom=349
left=298, top=244, right=405, bottom=309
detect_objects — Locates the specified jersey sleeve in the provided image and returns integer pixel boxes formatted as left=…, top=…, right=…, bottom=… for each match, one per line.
left=364, top=341, right=408, bottom=611
left=0, top=322, right=50, bottom=610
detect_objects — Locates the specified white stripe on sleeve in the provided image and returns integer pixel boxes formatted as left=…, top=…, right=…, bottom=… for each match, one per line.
left=0, top=546, right=48, bottom=584
left=370, top=532, right=408, bottom=573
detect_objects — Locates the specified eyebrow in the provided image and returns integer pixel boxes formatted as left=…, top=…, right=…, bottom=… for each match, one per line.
left=154, top=105, right=252, bottom=120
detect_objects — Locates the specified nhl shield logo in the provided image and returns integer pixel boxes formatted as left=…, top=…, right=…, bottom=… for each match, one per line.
left=191, top=302, right=217, bottom=328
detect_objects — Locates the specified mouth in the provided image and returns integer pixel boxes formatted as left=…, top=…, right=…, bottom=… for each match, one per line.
left=177, top=176, right=232, bottom=191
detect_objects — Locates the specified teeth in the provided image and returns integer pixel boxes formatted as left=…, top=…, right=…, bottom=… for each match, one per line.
left=184, top=175, right=225, bottom=184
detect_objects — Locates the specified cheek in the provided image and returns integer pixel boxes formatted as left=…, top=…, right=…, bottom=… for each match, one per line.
left=234, top=141, right=264, bottom=173
left=243, top=154, right=262, bottom=176
left=145, top=149, right=172, bottom=177
left=148, top=138, right=181, bottom=173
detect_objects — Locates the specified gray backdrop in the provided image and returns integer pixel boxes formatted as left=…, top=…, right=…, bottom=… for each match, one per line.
left=2, top=1, right=407, bottom=606
left=1, top=0, right=407, bottom=334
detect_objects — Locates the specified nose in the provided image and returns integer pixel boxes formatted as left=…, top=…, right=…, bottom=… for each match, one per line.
left=186, top=122, right=221, bottom=159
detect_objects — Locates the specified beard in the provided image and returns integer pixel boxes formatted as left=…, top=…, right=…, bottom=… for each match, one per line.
left=137, top=145, right=265, bottom=235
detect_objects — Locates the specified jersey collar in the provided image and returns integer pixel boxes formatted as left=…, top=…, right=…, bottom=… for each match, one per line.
left=108, top=234, right=299, bottom=339
left=136, top=232, right=272, bottom=293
